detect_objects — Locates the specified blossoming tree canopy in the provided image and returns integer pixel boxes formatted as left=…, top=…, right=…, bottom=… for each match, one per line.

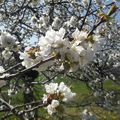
left=0, top=0, right=120, bottom=119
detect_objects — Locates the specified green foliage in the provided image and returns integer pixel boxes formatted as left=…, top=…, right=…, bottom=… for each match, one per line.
left=0, top=77, right=120, bottom=119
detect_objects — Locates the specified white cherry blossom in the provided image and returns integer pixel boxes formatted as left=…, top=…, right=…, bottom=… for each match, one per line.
left=51, top=99, right=59, bottom=108
left=46, top=104, right=56, bottom=115
left=0, top=66, right=5, bottom=73
left=58, top=82, right=76, bottom=102
left=72, top=28, right=88, bottom=42
left=0, top=32, right=16, bottom=50
left=43, top=82, right=76, bottom=115
left=19, top=51, right=35, bottom=68
left=45, top=83, right=58, bottom=94
left=46, top=100, right=59, bottom=115
left=52, top=17, right=62, bottom=29
left=2, top=49, right=13, bottom=60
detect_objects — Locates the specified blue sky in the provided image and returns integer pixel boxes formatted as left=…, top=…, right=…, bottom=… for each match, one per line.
left=0, top=0, right=120, bottom=45
left=30, top=0, right=120, bottom=44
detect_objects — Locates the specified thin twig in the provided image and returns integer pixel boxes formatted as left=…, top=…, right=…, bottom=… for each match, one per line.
left=80, top=0, right=92, bottom=30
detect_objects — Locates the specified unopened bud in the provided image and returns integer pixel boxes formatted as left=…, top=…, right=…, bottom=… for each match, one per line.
left=108, top=4, right=118, bottom=16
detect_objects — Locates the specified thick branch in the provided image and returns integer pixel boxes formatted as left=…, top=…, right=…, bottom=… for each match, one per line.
left=0, top=55, right=56, bottom=80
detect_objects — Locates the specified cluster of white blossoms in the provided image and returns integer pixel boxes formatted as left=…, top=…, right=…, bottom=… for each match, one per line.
left=52, top=17, right=62, bottom=30
left=0, top=32, right=21, bottom=60
left=42, top=82, right=76, bottom=115
left=0, top=32, right=17, bottom=50
left=45, top=100, right=60, bottom=115
left=19, top=47, right=41, bottom=68
left=64, top=16, right=77, bottom=28
left=2, top=49, right=13, bottom=60
left=20, top=26, right=102, bottom=72
left=31, top=15, right=49, bottom=32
